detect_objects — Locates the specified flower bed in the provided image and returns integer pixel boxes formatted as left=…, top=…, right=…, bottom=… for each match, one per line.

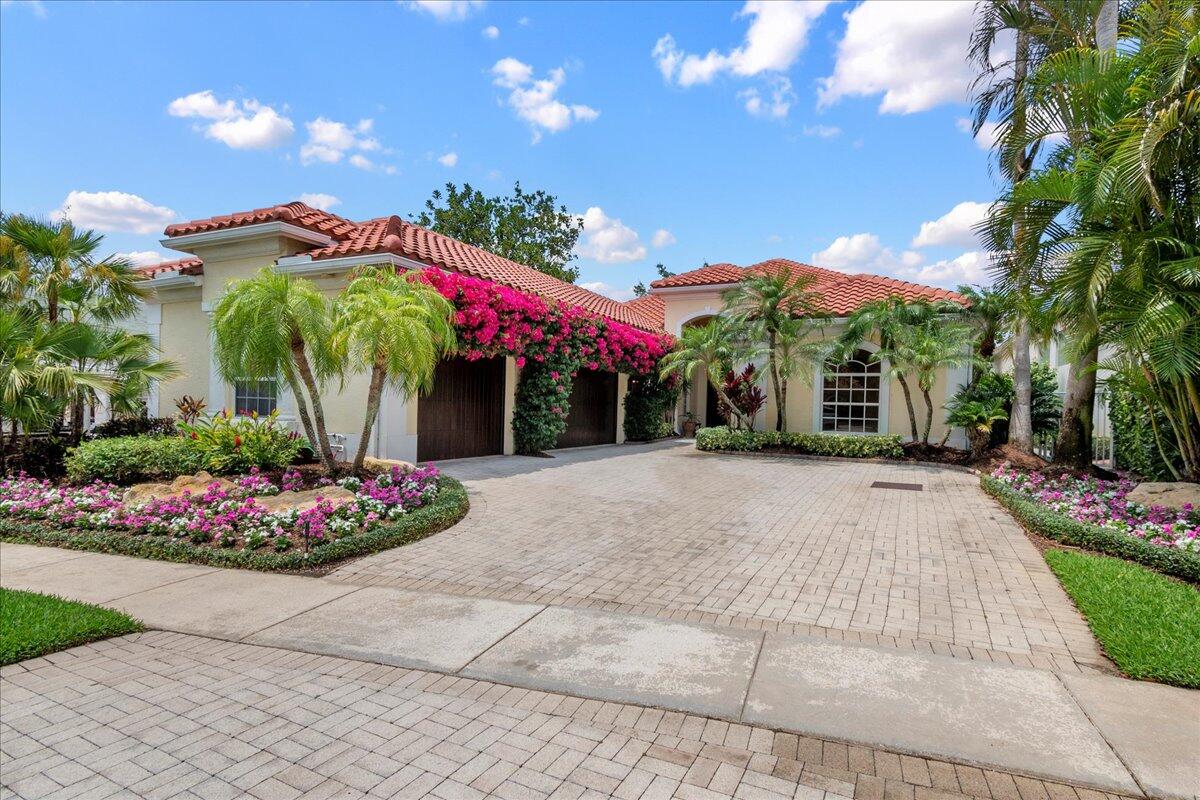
left=0, top=467, right=469, bottom=571
left=983, top=464, right=1200, bottom=582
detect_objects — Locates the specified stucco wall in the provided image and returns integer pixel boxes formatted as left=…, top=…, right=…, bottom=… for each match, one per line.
left=155, top=298, right=209, bottom=417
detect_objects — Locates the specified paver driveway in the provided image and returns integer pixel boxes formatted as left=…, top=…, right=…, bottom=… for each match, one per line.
left=330, top=443, right=1106, bottom=673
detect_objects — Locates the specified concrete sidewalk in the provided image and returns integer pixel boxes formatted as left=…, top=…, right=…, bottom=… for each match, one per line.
left=2, top=543, right=1196, bottom=799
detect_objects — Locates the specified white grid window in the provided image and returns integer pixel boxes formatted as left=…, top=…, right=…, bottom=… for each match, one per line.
left=821, top=350, right=881, bottom=433
left=234, top=378, right=277, bottom=417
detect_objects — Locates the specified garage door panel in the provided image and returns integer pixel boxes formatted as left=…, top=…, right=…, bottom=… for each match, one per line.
left=418, top=356, right=504, bottom=461
left=557, top=369, right=617, bottom=448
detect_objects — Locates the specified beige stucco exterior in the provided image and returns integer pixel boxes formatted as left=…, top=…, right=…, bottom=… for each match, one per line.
left=654, top=285, right=968, bottom=446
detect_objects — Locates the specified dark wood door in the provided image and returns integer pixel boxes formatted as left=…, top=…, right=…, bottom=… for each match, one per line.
left=705, top=382, right=725, bottom=428
left=418, top=356, right=505, bottom=461
left=557, top=368, right=617, bottom=448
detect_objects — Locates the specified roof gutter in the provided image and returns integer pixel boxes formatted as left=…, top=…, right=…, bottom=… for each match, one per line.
left=161, top=221, right=335, bottom=252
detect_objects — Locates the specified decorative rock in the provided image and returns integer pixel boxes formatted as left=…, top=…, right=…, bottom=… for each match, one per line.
left=255, top=486, right=358, bottom=514
left=123, top=471, right=237, bottom=506
left=1126, top=482, right=1200, bottom=511
left=362, top=457, right=416, bottom=475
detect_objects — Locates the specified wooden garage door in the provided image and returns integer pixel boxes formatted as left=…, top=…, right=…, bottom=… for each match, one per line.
left=557, top=368, right=618, bottom=448
left=418, top=356, right=505, bottom=461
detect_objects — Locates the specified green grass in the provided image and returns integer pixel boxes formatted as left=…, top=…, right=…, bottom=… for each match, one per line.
left=1045, top=549, right=1200, bottom=688
left=0, top=588, right=143, bottom=666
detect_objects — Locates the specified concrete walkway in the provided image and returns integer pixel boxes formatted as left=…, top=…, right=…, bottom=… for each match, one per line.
left=3, top=543, right=1196, bottom=799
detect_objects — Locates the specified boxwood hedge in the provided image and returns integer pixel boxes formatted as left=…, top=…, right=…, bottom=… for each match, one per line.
left=981, top=475, right=1200, bottom=583
left=65, top=436, right=207, bottom=484
left=695, top=427, right=905, bottom=459
left=0, top=476, right=469, bottom=573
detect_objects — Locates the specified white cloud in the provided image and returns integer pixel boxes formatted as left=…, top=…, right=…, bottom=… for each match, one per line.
left=168, top=90, right=293, bottom=149
left=1, top=1, right=47, bottom=17
left=482, top=24, right=499, bottom=38
left=117, top=250, right=167, bottom=267
left=653, top=1, right=830, bottom=87
left=899, top=250, right=990, bottom=288
left=811, top=232, right=923, bottom=274
left=403, top=0, right=484, bottom=21
left=298, top=193, right=341, bottom=211
left=801, top=124, right=841, bottom=138
left=956, top=117, right=1003, bottom=150
left=818, top=1, right=982, bottom=114
left=576, top=207, right=646, bottom=264
left=301, top=117, right=383, bottom=169
left=437, top=151, right=458, bottom=167
left=52, top=191, right=176, bottom=235
left=651, top=229, right=676, bottom=248
left=491, top=59, right=598, bottom=142
left=911, top=201, right=990, bottom=248
left=739, top=76, right=795, bottom=119
left=579, top=281, right=637, bottom=302
left=766, top=233, right=784, bottom=244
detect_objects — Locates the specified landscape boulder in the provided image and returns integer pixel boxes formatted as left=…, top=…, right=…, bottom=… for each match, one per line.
left=254, top=486, right=358, bottom=514
left=362, top=457, right=416, bottom=475
left=1126, top=482, right=1200, bottom=511
left=123, top=471, right=237, bottom=507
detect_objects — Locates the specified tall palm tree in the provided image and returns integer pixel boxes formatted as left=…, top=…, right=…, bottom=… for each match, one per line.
left=896, top=318, right=976, bottom=446
left=955, top=284, right=1011, bottom=364
left=659, top=317, right=760, bottom=430
left=334, top=266, right=456, bottom=472
left=212, top=268, right=339, bottom=471
left=772, top=315, right=829, bottom=432
left=722, top=270, right=825, bottom=431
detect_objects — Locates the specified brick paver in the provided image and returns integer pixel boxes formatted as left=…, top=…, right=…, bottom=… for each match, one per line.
left=0, top=632, right=1137, bottom=800
left=329, top=445, right=1106, bottom=673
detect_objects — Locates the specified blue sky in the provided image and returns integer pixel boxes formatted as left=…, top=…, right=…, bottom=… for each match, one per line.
left=1, top=0, right=1004, bottom=299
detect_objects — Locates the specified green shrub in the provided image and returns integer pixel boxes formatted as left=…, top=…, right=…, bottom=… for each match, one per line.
left=624, top=372, right=679, bottom=442
left=1108, top=373, right=1182, bottom=480
left=0, top=476, right=469, bottom=572
left=981, top=475, right=1200, bottom=583
left=513, top=357, right=574, bottom=454
left=947, top=363, right=1060, bottom=447
left=87, top=416, right=177, bottom=440
left=695, top=427, right=904, bottom=459
left=179, top=410, right=303, bottom=474
left=66, top=436, right=206, bottom=484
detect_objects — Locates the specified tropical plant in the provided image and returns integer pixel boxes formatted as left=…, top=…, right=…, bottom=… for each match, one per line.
left=772, top=315, right=828, bottom=430
left=723, top=270, right=825, bottom=431
left=211, top=267, right=337, bottom=471
left=898, top=316, right=977, bottom=446
left=174, top=395, right=207, bottom=424
left=659, top=317, right=760, bottom=430
left=179, top=409, right=303, bottom=474
left=334, top=266, right=456, bottom=472
left=623, top=371, right=679, bottom=442
left=717, top=364, right=767, bottom=430
left=955, top=284, right=1011, bottom=364
left=947, top=398, right=1009, bottom=457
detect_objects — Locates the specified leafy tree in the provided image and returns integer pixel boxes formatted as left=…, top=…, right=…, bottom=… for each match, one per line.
left=659, top=317, right=761, bottom=430
left=633, top=264, right=677, bottom=297
left=333, top=266, right=456, bottom=472
left=212, top=268, right=339, bottom=471
left=414, top=182, right=583, bottom=283
left=722, top=270, right=825, bottom=431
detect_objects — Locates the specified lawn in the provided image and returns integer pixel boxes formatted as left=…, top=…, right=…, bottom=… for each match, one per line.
left=1045, top=549, right=1200, bottom=688
left=0, top=588, right=143, bottom=666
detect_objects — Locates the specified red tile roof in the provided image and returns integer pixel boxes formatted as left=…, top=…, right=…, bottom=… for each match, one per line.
left=621, top=293, right=665, bottom=330
left=136, top=257, right=203, bottom=277
left=148, top=202, right=663, bottom=331
left=650, top=258, right=966, bottom=316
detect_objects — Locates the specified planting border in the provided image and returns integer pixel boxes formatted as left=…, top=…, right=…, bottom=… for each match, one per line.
left=980, top=474, right=1200, bottom=583
left=0, top=476, right=468, bottom=573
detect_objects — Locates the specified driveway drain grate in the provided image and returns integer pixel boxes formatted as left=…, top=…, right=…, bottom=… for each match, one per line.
left=871, top=481, right=923, bottom=491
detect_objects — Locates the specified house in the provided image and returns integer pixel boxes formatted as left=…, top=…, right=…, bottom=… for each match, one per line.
left=640, top=259, right=971, bottom=446
left=134, top=202, right=972, bottom=461
left=134, top=201, right=663, bottom=463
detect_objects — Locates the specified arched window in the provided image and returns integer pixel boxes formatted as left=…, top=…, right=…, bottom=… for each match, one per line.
left=821, top=349, right=881, bottom=433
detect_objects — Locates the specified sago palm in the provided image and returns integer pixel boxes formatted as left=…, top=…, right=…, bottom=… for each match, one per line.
left=334, top=266, right=456, bottom=472
left=212, top=268, right=339, bottom=471
left=722, top=270, right=825, bottom=431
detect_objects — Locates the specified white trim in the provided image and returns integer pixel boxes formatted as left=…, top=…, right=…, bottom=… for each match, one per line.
left=650, top=283, right=740, bottom=296
left=161, top=221, right=334, bottom=251
left=674, top=308, right=721, bottom=336
left=276, top=252, right=407, bottom=276
left=811, top=340, right=890, bottom=436
left=144, top=272, right=202, bottom=290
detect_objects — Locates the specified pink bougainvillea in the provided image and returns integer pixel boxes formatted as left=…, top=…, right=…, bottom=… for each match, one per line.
left=419, top=269, right=671, bottom=375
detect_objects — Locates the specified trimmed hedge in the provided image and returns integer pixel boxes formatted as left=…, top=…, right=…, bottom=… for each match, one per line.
left=981, top=475, right=1200, bottom=583
left=65, top=436, right=206, bottom=484
left=695, top=427, right=905, bottom=459
left=0, top=476, right=469, bottom=572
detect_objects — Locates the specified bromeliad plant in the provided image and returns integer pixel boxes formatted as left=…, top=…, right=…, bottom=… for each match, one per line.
left=179, top=409, right=303, bottom=474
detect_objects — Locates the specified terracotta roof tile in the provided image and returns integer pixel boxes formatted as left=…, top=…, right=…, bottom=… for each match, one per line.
left=621, top=293, right=665, bottom=330
left=650, top=257, right=966, bottom=316
left=136, top=257, right=204, bottom=277
left=159, top=203, right=663, bottom=332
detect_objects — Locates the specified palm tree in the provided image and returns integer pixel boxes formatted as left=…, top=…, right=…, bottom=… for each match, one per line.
left=722, top=270, right=824, bottom=431
left=772, top=315, right=828, bottom=431
left=334, top=266, right=456, bottom=472
left=896, top=317, right=976, bottom=446
left=1, top=214, right=145, bottom=325
left=212, top=268, right=339, bottom=471
left=955, top=284, right=1011, bottom=365
left=660, top=317, right=760, bottom=430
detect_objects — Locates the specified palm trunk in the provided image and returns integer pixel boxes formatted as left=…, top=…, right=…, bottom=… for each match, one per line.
left=920, top=387, right=934, bottom=446
left=1009, top=318, right=1034, bottom=453
left=1053, top=345, right=1097, bottom=469
left=70, top=396, right=85, bottom=445
left=780, top=377, right=788, bottom=434
left=353, top=360, right=387, bottom=473
left=283, top=370, right=319, bottom=458
left=768, top=331, right=783, bottom=432
left=895, top=373, right=919, bottom=442
left=291, top=342, right=337, bottom=472
left=712, top=382, right=747, bottom=429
